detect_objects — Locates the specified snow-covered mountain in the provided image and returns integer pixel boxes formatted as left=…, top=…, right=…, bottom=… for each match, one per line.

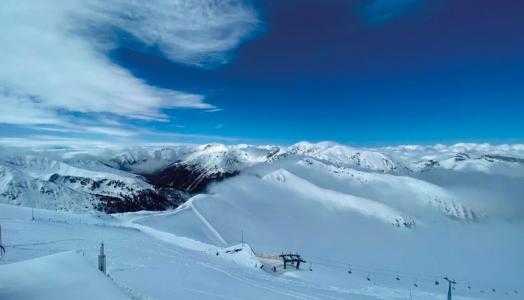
left=1, top=142, right=523, bottom=300
left=285, top=141, right=400, bottom=172
left=0, top=152, right=185, bottom=213
left=1, top=142, right=523, bottom=221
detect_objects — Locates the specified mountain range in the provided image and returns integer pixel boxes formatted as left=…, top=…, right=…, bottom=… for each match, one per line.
left=1, top=142, right=523, bottom=223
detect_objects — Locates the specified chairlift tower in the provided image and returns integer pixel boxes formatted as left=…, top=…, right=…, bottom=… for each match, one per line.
left=444, top=277, right=456, bottom=300
left=279, top=253, right=306, bottom=270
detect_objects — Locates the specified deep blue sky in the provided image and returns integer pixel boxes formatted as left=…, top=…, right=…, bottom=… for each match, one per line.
left=4, top=0, right=524, bottom=146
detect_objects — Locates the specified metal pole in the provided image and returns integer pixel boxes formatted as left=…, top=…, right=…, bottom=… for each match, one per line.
left=98, top=242, right=106, bottom=274
left=444, top=277, right=455, bottom=300
left=0, top=224, right=5, bottom=257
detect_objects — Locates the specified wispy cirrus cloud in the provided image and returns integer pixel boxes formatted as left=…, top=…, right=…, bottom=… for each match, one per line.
left=92, top=0, right=260, bottom=66
left=0, top=131, right=241, bottom=150
left=360, top=0, right=420, bottom=23
left=0, top=0, right=258, bottom=134
left=33, top=126, right=135, bottom=137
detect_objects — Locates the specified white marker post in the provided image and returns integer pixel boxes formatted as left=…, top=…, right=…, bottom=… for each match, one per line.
left=98, top=242, right=106, bottom=274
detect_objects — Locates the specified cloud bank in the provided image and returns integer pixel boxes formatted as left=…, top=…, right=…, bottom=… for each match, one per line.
left=0, top=0, right=258, bottom=134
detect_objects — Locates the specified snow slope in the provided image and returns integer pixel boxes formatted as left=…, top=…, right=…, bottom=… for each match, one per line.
left=286, top=141, right=399, bottom=172
left=263, top=169, right=415, bottom=228
left=0, top=152, right=184, bottom=212
left=0, top=204, right=485, bottom=300
left=1, top=142, right=523, bottom=299
left=0, top=251, right=131, bottom=300
left=144, top=174, right=523, bottom=296
left=2, top=141, right=523, bottom=220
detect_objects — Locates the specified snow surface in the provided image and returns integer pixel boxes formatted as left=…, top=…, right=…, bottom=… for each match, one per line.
left=262, top=169, right=413, bottom=227
left=2, top=141, right=523, bottom=219
left=0, top=251, right=131, bottom=300
left=1, top=142, right=524, bottom=299
left=0, top=199, right=522, bottom=300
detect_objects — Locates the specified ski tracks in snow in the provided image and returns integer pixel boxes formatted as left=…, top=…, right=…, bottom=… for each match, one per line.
left=122, top=212, right=219, bottom=253
left=118, top=200, right=361, bottom=300
left=190, top=199, right=228, bottom=246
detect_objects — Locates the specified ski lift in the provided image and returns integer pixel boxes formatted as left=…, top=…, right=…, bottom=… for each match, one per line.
left=309, top=262, right=313, bottom=272
left=366, top=274, right=371, bottom=281
left=395, top=273, right=400, bottom=281
left=347, top=264, right=352, bottom=274
left=413, top=279, right=418, bottom=288
left=434, top=280, right=440, bottom=286
left=467, top=282, right=471, bottom=289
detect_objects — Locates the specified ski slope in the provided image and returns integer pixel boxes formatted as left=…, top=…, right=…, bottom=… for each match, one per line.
left=4, top=203, right=519, bottom=299
left=1, top=140, right=523, bottom=299
left=0, top=251, right=132, bottom=300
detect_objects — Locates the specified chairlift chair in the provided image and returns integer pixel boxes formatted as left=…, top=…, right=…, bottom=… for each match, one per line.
left=347, top=265, right=352, bottom=274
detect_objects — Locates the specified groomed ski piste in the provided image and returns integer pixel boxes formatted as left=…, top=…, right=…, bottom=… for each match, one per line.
left=1, top=186, right=522, bottom=300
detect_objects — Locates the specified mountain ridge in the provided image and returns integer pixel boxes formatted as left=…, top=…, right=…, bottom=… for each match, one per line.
left=1, top=141, right=522, bottom=221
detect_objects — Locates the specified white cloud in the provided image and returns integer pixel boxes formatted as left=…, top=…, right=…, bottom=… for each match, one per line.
left=205, top=108, right=225, bottom=113
left=0, top=0, right=258, bottom=132
left=33, top=126, right=135, bottom=137
left=0, top=91, right=64, bottom=125
left=362, top=0, right=419, bottom=23
left=92, top=0, right=259, bottom=66
left=0, top=132, right=240, bottom=150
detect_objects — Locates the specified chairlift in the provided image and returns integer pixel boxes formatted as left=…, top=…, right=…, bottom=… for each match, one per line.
left=309, top=262, right=313, bottom=272
left=396, top=273, right=400, bottom=281
left=467, top=282, right=471, bottom=289
left=366, top=274, right=371, bottom=281
left=413, top=279, right=418, bottom=288
left=347, top=264, right=352, bottom=274
left=435, top=280, right=440, bottom=286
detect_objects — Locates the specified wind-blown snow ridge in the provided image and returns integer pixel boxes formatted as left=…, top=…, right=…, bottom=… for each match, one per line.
left=294, top=158, right=478, bottom=221
left=263, top=169, right=415, bottom=228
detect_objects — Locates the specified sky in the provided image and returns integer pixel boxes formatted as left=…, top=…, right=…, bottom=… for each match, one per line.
left=0, top=0, right=523, bottom=146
